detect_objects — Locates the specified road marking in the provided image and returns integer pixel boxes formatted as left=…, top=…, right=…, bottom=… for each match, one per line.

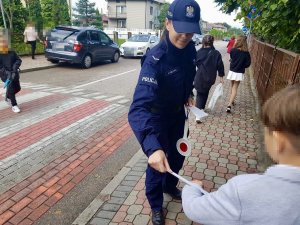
left=0, top=97, right=89, bottom=138
left=93, top=95, right=107, bottom=100
left=0, top=92, right=52, bottom=110
left=105, top=95, right=124, bottom=102
left=75, top=69, right=137, bottom=88
left=117, top=99, right=131, bottom=104
left=0, top=104, right=126, bottom=194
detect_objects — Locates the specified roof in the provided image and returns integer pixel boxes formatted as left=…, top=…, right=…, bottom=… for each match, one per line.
left=54, top=26, right=102, bottom=32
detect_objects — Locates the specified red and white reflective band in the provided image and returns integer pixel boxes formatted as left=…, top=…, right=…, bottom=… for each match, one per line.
left=176, top=106, right=192, bottom=157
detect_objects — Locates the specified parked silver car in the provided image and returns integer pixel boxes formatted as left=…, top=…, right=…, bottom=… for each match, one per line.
left=120, top=34, right=159, bottom=57
left=192, top=34, right=204, bottom=45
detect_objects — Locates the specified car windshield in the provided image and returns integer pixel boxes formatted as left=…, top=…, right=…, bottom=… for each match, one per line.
left=128, top=35, right=150, bottom=42
left=48, top=28, right=79, bottom=42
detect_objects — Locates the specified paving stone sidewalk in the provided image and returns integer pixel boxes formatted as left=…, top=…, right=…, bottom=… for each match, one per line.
left=73, top=53, right=265, bottom=225
left=20, top=55, right=57, bottom=72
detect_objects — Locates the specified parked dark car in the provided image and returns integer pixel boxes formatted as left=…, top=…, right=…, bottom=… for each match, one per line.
left=44, top=26, right=120, bottom=68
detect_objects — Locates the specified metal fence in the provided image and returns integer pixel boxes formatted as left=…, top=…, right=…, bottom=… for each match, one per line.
left=249, top=37, right=300, bottom=103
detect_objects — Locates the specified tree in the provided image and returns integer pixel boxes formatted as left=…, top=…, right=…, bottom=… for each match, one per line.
left=0, top=0, right=27, bottom=32
left=222, top=22, right=231, bottom=30
left=41, top=0, right=70, bottom=28
left=26, top=0, right=43, bottom=32
left=40, top=0, right=54, bottom=28
left=156, top=3, right=170, bottom=31
left=91, top=8, right=103, bottom=29
left=53, top=0, right=71, bottom=26
left=73, top=0, right=97, bottom=26
left=214, top=0, right=300, bottom=53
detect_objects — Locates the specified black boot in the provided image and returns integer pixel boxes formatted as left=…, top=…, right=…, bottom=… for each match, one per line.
left=151, top=210, right=165, bottom=225
left=163, top=187, right=182, bottom=200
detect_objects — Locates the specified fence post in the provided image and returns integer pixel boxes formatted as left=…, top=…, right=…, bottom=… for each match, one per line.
left=264, top=46, right=277, bottom=99
left=113, top=31, right=119, bottom=44
left=290, top=55, right=300, bottom=84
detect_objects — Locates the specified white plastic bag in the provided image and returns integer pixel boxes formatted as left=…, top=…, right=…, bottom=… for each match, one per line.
left=207, top=83, right=223, bottom=110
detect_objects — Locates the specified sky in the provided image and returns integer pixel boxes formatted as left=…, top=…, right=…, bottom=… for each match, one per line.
left=78, top=0, right=243, bottom=28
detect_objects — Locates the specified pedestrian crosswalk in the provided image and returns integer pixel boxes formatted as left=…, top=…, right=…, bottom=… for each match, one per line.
left=21, top=82, right=132, bottom=104
left=0, top=84, right=134, bottom=224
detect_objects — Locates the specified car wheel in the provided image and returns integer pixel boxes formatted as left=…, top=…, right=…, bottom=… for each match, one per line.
left=111, top=51, right=120, bottom=63
left=49, top=59, right=59, bottom=64
left=82, top=55, right=92, bottom=69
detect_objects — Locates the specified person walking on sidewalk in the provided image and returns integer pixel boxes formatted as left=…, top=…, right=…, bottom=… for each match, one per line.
left=0, top=32, right=22, bottom=113
left=194, top=35, right=224, bottom=123
left=128, top=0, right=201, bottom=224
left=182, top=84, right=300, bottom=225
left=226, top=35, right=235, bottom=54
left=226, top=35, right=251, bottom=113
left=23, top=22, right=39, bottom=59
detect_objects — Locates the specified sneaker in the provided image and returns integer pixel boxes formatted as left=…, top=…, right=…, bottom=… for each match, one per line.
left=226, top=106, right=231, bottom=113
left=195, top=117, right=202, bottom=124
left=12, top=105, right=21, bottom=113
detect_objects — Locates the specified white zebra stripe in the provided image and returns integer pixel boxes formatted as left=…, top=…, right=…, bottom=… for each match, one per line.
left=0, top=92, right=52, bottom=110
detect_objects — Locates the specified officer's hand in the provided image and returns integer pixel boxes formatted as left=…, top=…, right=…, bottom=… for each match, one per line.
left=185, top=96, right=195, bottom=106
left=148, top=150, right=171, bottom=173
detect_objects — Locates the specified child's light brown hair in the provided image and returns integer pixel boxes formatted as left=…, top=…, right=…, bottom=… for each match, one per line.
left=233, top=35, right=248, bottom=52
left=262, top=84, right=300, bottom=136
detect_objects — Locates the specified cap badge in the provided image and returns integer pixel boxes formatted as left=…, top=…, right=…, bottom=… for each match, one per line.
left=186, top=6, right=194, bottom=18
left=167, top=10, right=173, bottom=18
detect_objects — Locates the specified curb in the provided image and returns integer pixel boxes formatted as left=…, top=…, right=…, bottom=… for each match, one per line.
left=21, top=64, right=58, bottom=73
left=72, top=150, right=144, bottom=225
left=248, top=67, right=273, bottom=171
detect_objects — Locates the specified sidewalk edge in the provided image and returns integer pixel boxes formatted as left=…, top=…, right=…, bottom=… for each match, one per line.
left=21, top=65, right=58, bottom=73
left=72, top=150, right=144, bottom=225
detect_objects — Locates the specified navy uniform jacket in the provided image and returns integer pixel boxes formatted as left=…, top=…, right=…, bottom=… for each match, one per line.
left=128, top=36, right=196, bottom=157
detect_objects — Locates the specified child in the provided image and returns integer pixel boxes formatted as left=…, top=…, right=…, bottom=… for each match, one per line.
left=194, top=35, right=224, bottom=123
left=182, top=85, right=300, bottom=225
left=226, top=35, right=235, bottom=54
left=226, top=35, right=251, bottom=113
left=0, top=30, right=22, bottom=113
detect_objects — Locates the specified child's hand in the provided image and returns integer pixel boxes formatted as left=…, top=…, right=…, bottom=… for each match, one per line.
left=192, top=180, right=203, bottom=186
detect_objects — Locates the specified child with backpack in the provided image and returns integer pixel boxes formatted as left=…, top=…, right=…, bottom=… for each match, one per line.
left=193, top=35, right=224, bottom=123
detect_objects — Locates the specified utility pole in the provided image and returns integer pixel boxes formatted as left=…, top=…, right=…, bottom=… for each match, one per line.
left=0, top=0, right=7, bottom=29
left=69, top=0, right=72, bottom=22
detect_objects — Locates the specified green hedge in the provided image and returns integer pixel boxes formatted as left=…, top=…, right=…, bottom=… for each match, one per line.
left=11, top=33, right=45, bottom=56
left=12, top=42, right=45, bottom=56
left=117, top=39, right=126, bottom=46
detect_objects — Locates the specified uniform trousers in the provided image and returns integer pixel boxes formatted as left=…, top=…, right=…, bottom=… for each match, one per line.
left=145, top=111, right=185, bottom=211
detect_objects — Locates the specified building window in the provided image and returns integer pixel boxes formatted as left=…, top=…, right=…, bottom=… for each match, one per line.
left=118, top=20, right=126, bottom=28
left=150, top=6, right=153, bottom=15
left=149, top=21, right=153, bottom=29
left=116, top=6, right=126, bottom=14
left=116, top=0, right=120, bottom=3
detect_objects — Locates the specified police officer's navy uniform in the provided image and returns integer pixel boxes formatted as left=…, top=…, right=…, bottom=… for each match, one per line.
left=128, top=34, right=197, bottom=211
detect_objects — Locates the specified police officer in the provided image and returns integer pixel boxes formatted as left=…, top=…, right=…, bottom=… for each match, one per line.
left=128, top=0, right=201, bottom=224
